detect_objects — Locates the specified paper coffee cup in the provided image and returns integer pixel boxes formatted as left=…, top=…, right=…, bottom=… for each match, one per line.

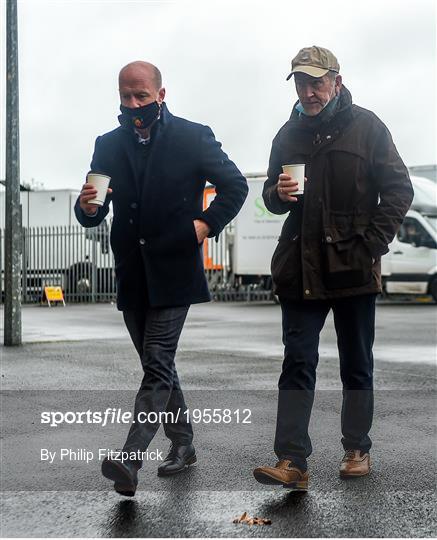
left=282, top=164, right=305, bottom=195
left=86, top=173, right=111, bottom=206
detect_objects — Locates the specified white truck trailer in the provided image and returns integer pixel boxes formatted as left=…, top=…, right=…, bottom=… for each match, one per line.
left=0, top=188, right=81, bottom=228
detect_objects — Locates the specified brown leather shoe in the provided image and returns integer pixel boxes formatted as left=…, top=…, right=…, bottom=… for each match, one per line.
left=253, top=459, right=309, bottom=491
left=340, top=450, right=370, bottom=477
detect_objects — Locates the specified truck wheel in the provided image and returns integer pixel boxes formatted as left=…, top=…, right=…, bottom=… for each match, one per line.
left=430, top=277, right=437, bottom=303
left=66, top=263, right=93, bottom=297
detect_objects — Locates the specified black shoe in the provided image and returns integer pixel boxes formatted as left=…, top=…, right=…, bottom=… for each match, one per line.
left=101, top=453, right=139, bottom=497
left=157, top=443, right=197, bottom=476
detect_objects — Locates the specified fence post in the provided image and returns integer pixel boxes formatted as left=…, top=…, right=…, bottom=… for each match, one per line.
left=21, top=227, right=27, bottom=303
left=91, top=228, right=97, bottom=303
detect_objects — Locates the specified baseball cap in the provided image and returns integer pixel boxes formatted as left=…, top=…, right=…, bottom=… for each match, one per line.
left=286, top=46, right=340, bottom=80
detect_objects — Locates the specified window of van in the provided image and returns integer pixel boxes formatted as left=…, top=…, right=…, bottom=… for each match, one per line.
left=398, top=217, right=433, bottom=247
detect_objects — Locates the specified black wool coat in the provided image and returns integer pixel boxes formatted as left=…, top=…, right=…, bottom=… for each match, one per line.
left=75, top=104, right=248, bottom=309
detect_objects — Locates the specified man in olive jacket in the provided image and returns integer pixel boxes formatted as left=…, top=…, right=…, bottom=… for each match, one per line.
left=253, top=46, right=413, bottom=490
left=75, top=61, right=248, bottom=496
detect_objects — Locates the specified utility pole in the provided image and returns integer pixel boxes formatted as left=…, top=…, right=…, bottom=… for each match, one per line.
left=4, top=0, right=22, bottom=346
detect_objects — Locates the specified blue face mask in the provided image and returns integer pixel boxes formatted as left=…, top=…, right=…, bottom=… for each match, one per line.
left=296, top=94, right=339, bottom=116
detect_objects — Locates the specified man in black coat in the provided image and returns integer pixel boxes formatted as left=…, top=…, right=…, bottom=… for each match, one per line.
left=75, top=61, right=248, bottom=496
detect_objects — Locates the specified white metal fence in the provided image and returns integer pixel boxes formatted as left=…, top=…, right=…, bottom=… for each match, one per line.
left=0, top=224, right=236, bottom=304
left=1, top=224, right=114, bottom=303
left=0, top=222, right=277, bottom=304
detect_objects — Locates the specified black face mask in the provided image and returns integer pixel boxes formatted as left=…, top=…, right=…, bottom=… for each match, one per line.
left=118, top=101, right=161, bottom=130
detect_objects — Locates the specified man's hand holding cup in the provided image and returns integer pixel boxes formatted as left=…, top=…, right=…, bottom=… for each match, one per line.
left=79, top=173, right=113, bottom=216
left=277, top=164, right=306, bottom=202
left=277, top=174, right=300, bottom=202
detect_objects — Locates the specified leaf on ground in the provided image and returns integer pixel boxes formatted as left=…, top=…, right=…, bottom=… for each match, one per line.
left=233, top=512, right=271, bottom=526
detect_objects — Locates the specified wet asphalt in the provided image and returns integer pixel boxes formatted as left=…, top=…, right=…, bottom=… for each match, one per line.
left=1, top=301, right=436, bottom=537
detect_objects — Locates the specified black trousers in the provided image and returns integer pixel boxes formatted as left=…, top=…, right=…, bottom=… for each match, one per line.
left=274, top=294, right=376, bottom=470
left=121, top=304, right=193, bottom=460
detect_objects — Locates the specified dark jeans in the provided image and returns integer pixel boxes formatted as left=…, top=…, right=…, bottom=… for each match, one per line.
left=121, top=304, right=193, bottom=461
left=274, top=294, right=376, bottom=471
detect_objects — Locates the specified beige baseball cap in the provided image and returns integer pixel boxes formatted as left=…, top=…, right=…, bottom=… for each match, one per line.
left=286, top=45, right=340, bottom=80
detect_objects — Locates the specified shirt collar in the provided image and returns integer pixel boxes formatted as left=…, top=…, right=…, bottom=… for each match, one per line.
left=134, top=108, right=162, bottom=145
left=134, top=131, right=151, bottom=145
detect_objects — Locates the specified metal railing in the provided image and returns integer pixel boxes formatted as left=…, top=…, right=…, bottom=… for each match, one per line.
left=0, top=223, right=237, bottom=304
left=1, top=224, right=116, bottom=304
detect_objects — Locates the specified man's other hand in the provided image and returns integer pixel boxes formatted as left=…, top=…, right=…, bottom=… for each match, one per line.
left=79, top=183, right=113, bottom=216
left=193, top=219, right=211, bottom=244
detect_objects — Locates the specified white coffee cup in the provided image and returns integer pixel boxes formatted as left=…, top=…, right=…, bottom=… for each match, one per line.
left=282, top=164, right=305, bottom=195
left=86, top=173, right=111, bottom=206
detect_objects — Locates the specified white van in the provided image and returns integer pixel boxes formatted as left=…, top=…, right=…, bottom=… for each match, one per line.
left=382, top=176, right=437, bottom=301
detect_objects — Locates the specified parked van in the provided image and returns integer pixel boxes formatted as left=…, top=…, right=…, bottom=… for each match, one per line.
left=382, top=175, right=437, bottom=301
